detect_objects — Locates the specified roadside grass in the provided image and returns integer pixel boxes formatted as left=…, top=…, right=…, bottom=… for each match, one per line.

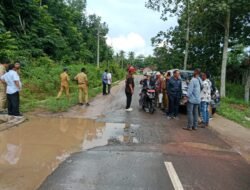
left=21, top=85, right=104, bottom=113
left=19, top=61, right=125, bottom=113
left=217, top=83, right=250, bottom=128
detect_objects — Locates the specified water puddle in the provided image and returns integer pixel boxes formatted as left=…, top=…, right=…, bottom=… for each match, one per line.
left=0, top=116, right=139, bottom=190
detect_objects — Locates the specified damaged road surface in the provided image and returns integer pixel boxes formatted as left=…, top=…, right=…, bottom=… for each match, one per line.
left=1, top=78, right=250, bottom=190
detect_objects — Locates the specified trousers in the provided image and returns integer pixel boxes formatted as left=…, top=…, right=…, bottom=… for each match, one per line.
left=7, top=92, right=20, bottom=116
left=0, top=83, right=6, bottom=111
left=78, top=84, right=88, bottom=104
left=57, top=85, right=70, bottom=99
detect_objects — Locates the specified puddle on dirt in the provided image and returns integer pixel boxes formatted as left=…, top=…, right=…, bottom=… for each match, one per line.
left=0, top=116, right=139, bottom=190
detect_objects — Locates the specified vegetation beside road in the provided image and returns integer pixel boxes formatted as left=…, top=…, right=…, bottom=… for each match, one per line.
left=217, top=83, right=250, bottom=128
left=20, top=59, right=125, bottom=112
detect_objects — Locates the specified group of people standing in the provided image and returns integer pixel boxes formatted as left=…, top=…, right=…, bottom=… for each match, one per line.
left=158, top=69, right=213, bottom=130
left=56, top=67, right=89, bottom=106
left=125, top=66, right=213, bottom=130
left=0, top=59, right=22, bottom=117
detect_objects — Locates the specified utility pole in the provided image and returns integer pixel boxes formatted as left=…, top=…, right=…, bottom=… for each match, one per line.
left=183, top=0, right=190, bottom=70
left=97, top=27, right=100, bottom=68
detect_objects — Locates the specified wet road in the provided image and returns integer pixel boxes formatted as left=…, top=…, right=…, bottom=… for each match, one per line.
left=1, top=77, right=250, bottom=190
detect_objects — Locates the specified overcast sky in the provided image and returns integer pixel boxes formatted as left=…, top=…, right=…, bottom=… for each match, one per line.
left=87, top=0, right=177, bottom=56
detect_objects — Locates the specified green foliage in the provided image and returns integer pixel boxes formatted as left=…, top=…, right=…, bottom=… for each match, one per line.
left=20, top=61, right=125, bottom=112
left=0, top=0, right=113, bottom=63
left=147, top=0, right=249, bottom=76
left=218, top=97, right=250, bottom=128
left=216, top=83, right=250, bottom=128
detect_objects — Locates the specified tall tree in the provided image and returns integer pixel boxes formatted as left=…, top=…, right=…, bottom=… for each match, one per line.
left=146, top=0, right=191, bottom=69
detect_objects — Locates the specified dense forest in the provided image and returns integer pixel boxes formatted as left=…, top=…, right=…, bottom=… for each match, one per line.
left=0, top=0, right=125, bottom=112
left=0, top=0, right=113, bottom=64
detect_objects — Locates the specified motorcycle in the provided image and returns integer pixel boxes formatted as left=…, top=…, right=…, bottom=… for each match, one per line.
left=139, top=87, right=156, bottom=114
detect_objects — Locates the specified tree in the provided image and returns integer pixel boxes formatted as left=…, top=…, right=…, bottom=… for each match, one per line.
left=146, top=0, right=191, bottom=70
left=149, top=0, right=250, bottom=98
left=119, top=50, right=125, bottom=69
left=128, top=51, right=135, bottom=65
left=0, top=0, right=113, bottom=64
left=193, top=0, right=250, bottom=97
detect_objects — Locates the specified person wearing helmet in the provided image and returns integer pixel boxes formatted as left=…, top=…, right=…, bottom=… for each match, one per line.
left=56, top=67, right=70, bottom=100
left=125, top=67, right=135, bottom=112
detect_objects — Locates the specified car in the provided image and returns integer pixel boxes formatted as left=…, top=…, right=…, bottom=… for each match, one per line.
left=166, top=69, right=220, bottom=114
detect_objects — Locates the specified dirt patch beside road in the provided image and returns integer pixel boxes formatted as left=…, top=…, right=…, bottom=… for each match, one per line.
left=210, top=114, right=250, bottom=163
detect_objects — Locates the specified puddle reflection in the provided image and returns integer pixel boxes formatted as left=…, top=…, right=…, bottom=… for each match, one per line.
left=0, top=117, right=139, bottom=190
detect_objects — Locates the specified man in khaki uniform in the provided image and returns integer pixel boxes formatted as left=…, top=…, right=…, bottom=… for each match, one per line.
left=0, top=58, right=10, bottom=113
left=74, top=68, right=89, bottom=106
left=57, top=68, right=70, bottom=99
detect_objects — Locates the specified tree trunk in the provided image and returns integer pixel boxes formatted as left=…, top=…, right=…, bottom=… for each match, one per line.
left=97, top=27, right=100, bottom=68
left=220, top=9, right=230, bottom=97
left=18, top=13, right=26, bottom=35
left=183, top=0, right=190, bottom=70
left=244, top=70, right=250, bottom=103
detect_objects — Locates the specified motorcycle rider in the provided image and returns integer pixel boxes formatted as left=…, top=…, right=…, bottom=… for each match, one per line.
left=140, top=73, right=155, bottom=108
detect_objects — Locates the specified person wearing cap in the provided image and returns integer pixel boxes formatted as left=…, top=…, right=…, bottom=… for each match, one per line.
left=125, top=67, right=135, bottom=112
left=74, top=68, right=89, bottom=106
left=0, top=58, right=10, bottom=113
left=56, top=68, right=70, bottom=99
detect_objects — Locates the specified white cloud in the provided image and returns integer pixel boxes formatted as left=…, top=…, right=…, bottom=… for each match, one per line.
left=106, top=33, right=146, bottom=55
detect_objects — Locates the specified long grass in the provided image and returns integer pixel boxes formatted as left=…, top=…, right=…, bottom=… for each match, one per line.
left=20, top=61, right=124, bottom=113
left=217, top=83, right=250, bottom=128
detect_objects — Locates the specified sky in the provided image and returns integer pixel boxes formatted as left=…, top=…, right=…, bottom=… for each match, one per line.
left=87, top=0, right=177, bottom=56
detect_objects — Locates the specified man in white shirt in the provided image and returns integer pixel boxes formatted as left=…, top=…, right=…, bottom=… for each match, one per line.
left=200, top=72, right=211, bottom=127
left=107, top=72, right=112, bottom=94
left=1, top=64, right=22, bottom=116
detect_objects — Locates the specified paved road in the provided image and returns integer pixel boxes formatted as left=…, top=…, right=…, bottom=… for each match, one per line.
left=39, top=77, right=250, bottom=190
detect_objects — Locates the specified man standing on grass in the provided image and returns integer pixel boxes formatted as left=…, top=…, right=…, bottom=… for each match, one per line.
left=167, top=70, right=182, bottom=120
left=107, top=71, right=112, bottom=94
left=200, top=72, right=212, bottom=128
left=0, top=58, right=10, bottom=114
left=57, top=68, right=70, bottom=100
left=74, top=68, right=89, bottom=106
left=102, top=69, right=108, bottom=95
left=183, top=69, right=201, bottom=131
left=1, top=64, right=22, bottom=117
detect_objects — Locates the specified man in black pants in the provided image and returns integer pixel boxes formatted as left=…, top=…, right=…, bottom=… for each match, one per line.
left=1, top=64, right=22, bottom=116
left=125, top=67, right=135, bottom=112
left=167, top=70, right=182, bottom=120
left=102, top=69, right=108, bottom=95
